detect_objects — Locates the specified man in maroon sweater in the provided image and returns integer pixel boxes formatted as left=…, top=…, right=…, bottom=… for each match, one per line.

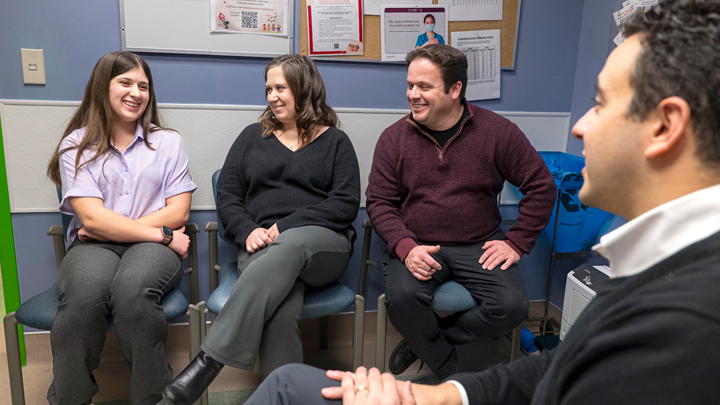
left=365, top=44, right=556, bottom=381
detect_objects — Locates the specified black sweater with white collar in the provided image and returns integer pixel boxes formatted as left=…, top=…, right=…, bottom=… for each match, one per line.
left=453, top=230, right=720, bottom=404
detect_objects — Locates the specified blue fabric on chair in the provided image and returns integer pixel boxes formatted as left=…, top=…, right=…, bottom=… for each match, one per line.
left=15, top=284, right=60, bottom=330
left=205, top=261, right=356, bottom=319
left=15, top=283, right=189, bottom=331
left=206, top=261, right=240, bottom=315
left=162, top=289, right=191, bottom=320
left=432, top=281, right=478, bottom=312
left=303, top=283, right=355, bottom=319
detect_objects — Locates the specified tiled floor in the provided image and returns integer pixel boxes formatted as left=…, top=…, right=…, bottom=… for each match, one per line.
left=0, top=304, right=561, bottom=404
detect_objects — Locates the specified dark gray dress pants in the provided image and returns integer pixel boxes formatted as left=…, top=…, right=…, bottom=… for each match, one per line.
left=202, top=226, right=353, bottom=376
left=245, top=363, right=339, bottom=405
left=383, top=231, right=529, bottom=376
left=48, top=241, right=183, bottom=405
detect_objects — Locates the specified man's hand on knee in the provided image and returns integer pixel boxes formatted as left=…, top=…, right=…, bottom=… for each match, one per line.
left=479, top=240, right=520, bottom=271
left=404, top=245, right=442, bottom=281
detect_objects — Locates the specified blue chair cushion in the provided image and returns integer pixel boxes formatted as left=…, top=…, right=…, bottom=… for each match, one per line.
left=303, top=283, right=355, bottom=319
left=162, top=288, right=190, bottom=320
left=15, top=284, right=60, bottom=330
left=431, top=281, right=478, bottom=312
left=15, top=283, right=188, bottom=331
left=206, top=261, right=240, bottom=315
left=205, top=261, right=356, bottom=319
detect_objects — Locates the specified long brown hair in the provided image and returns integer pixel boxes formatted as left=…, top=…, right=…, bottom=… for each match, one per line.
left=47, top=51, right=168, bottom=186
left=258, top=54, right=338, bottom=148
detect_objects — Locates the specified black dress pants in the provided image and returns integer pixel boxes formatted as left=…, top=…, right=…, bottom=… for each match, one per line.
left=383, top=231, right=529, bottom=376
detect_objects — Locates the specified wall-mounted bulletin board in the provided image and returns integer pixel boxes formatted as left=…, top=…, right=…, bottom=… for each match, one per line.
left=120, top=0, right=294, bottom=58
left=300, top=0, right=521, bottom=69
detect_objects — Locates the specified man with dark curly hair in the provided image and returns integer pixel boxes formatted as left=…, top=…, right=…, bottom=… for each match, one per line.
left=243, top=0, right=720, bottom=403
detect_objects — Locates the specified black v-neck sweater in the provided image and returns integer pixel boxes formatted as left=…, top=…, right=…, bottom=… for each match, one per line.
left=453, top=230, right=720, bottom=404
left=217, top=123, right=361, bottom=246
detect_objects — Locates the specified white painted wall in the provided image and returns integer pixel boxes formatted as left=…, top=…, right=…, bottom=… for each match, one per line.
left=1, top=100, right=569, bottom=212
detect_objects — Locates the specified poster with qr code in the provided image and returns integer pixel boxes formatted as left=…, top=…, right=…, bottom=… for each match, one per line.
left=307, top=0, right=363, bottom=55
left=211, top=0, right=288, bottom=35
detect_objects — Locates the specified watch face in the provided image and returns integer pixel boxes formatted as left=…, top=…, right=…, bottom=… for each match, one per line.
left=163, top=226, right=173, bottom=236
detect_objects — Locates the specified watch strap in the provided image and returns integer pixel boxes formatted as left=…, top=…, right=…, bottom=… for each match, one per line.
left=161, top=226, right=173, bottom=245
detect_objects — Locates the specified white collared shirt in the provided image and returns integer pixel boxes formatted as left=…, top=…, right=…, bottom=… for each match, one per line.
left=593, top=183, right=720, bottom=278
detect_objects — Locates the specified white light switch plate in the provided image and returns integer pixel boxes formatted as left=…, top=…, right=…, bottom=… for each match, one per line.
left=21, top=48, right=46, bottom=85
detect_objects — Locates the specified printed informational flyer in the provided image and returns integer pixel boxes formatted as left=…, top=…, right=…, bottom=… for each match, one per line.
left=437, top=0, right=502, bottom=22
left=612, top=0, right=657, bottom=45
left=363, top=0, right=432, bottom=16
left=381, top=5, right=448, bottom=61
left=451, top=30, right=501, bottom=100
left=307, top=0, right=363, bottom=55
left=211, top=0, right=287, bottom=35
left=613, top=2, right=636, bottom=26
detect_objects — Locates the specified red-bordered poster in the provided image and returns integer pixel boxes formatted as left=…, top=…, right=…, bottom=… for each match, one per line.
left=307, top=0, right=363, bottom=55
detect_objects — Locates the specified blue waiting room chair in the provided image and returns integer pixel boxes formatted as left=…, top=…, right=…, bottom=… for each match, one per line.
left=3, top=188, right=204, bottom=405
left=198, top=168, right=367, bottom=405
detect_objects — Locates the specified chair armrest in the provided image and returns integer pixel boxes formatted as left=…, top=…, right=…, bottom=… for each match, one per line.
left=47, top=225, right=66, bottom=271
left=205, top=222, right=220, bottom=294
left=358, top=219, right=377, bottom=298
left=184, top=223, right=200, bottom=304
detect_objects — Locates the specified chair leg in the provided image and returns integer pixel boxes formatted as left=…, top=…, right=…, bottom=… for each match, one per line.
left=4, top=313, right=26, bottom=405
left=188, top=303, right=203, bottom=361
left=376, top=294, right=387, bottom=373
left=191, top=302, right=209, bottom=405
left=510, top=324, right=522, bottom=363
left=352, top=295, right=366, bottom=371
left=320, top=316, right=329, bottom=350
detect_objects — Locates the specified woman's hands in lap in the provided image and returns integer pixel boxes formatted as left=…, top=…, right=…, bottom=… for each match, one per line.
left=169, top=226, right=190, bottom=259
left=246, top=227, right=274, bottom=253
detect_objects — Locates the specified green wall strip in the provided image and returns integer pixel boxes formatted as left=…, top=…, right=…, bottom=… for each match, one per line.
left=0, top=113, right=27, bottom=365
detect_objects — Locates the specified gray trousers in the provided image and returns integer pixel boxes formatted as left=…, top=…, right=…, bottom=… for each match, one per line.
left=48, top=241, right=183, bottom=405
left=202, top=226, right=353, bottom=376
left=245, top=363, right=338, bottom=405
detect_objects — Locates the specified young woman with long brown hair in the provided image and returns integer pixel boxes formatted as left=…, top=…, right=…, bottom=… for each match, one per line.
left=46, top=51, right=196, bottom=405
left=161, top=54, right=360, bottom=405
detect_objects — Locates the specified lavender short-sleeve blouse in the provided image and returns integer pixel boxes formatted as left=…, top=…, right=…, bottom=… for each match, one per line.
left=58, top=123, right=197, bottom=244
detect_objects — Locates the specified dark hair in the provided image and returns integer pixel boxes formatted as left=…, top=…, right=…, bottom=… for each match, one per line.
left=258, top=54, right=338, bottom=149
left=47, top=51, right=167, bottom=186
left=423, top=14, right=435, bottom=24
left=624, top=0, right=720, bottom=171
left=406, top=44, right=468, bottom=100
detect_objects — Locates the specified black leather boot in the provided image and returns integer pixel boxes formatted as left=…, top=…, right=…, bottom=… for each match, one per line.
left=161, top=351, right=224, bottom=405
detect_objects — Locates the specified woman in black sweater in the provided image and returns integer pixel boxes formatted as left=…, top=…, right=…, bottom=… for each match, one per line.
left=161, top=55, right=361, bottom=405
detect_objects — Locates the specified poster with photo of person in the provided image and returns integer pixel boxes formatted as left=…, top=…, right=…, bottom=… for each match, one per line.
left=381, top=5, right=448, bottom=61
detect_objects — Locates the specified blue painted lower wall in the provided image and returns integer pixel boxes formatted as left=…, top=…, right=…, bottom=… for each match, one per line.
left=12, top=207, right=605, bottom=331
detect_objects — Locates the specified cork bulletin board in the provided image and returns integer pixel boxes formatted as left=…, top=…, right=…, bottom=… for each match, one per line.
left=300, top=0, right=521, bottom=69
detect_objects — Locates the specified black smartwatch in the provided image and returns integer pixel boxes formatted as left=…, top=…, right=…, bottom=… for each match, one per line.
left=161, top=226, right=174, bottom=245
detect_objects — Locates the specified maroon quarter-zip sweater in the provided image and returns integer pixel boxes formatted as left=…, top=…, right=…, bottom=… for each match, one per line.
left=366, top=103, right=557, bottom=261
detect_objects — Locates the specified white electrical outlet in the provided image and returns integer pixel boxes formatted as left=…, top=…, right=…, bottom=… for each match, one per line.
left=21, top=48, right=46, bottom=85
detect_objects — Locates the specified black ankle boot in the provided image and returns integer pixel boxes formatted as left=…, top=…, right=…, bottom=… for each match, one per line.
left=161, top=351, right=224, bottom=405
